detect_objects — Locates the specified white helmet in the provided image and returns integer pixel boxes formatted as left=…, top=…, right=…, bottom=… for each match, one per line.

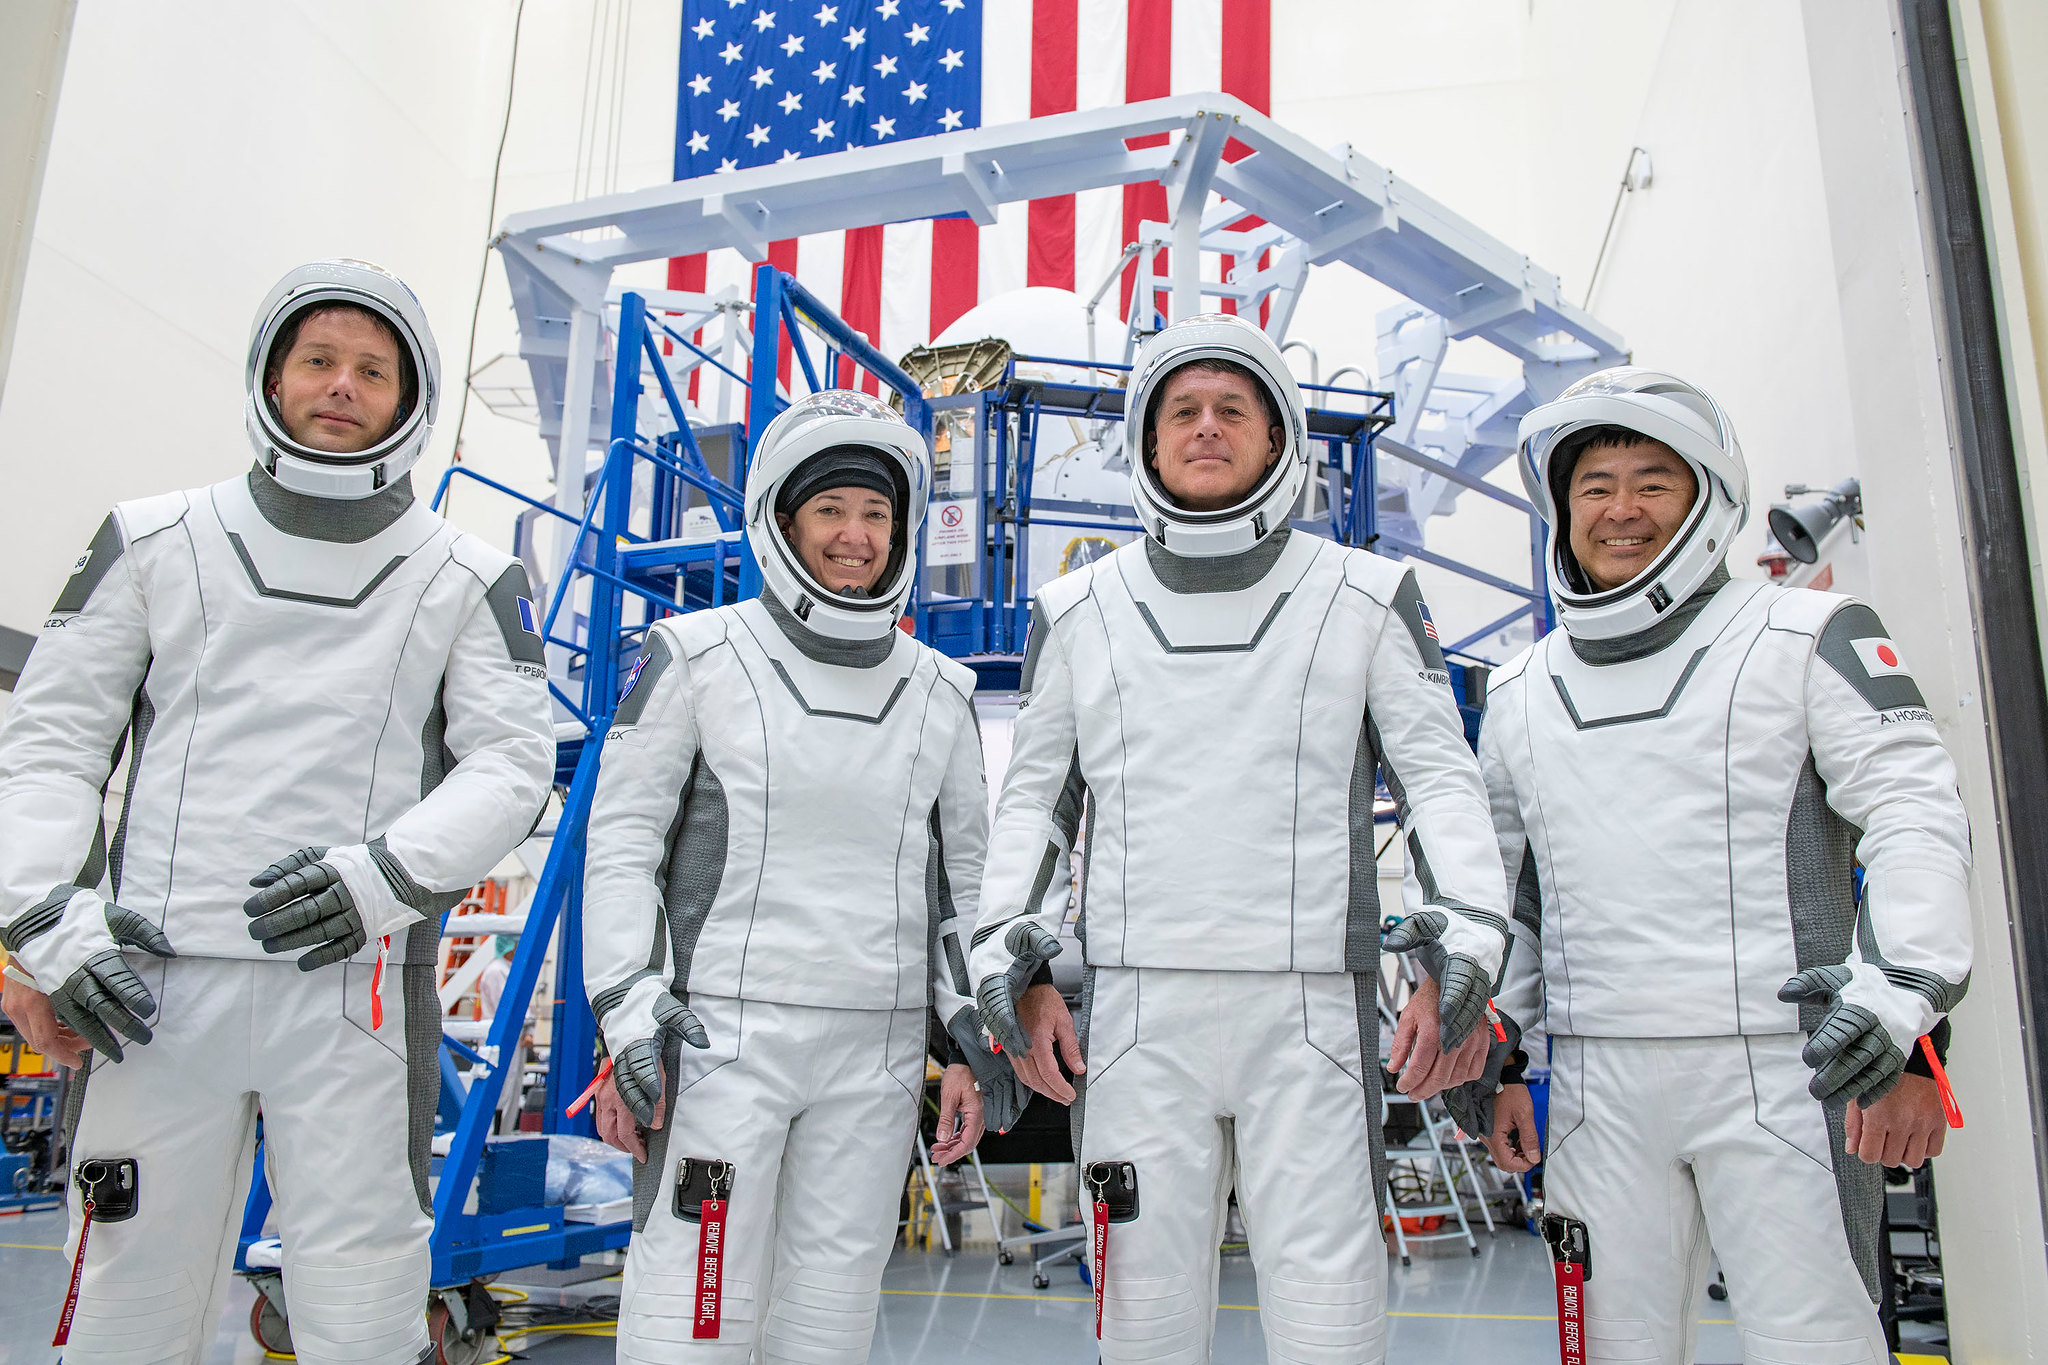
left=1517, top=367, right=1748, bottom=640
left=1126, top=312, right=1308, bottom=558
left=245, top=259, right=440, bottom=500
left=744, top=389, right=932, bottom=640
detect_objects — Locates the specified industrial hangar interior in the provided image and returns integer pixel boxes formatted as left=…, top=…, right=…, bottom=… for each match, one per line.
left=2, top=2, right=2047, bottom=1363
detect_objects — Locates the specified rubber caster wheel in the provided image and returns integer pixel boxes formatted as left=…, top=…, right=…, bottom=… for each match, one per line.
left=1032, top=1273, right=1049, bottom=1289
left=1707, top=1282, right=1728, bottom=1302
left=249, top=1293, right=294, bottom=1356
left=429, top=1301, right=496, bottom=1365
left=1400, top=1256, right=1412, bottom=1267
left=998, top=1249, right=1014, bottom=1265
left=1470, top=1246, right=1482, bottom=1257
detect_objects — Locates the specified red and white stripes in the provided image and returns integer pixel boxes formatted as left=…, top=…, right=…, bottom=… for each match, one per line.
left=670, top=0, right=1272, bottom=399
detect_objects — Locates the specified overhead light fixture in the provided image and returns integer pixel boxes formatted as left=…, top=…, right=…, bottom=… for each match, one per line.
left=1766, top=477, right=1862, bottom=565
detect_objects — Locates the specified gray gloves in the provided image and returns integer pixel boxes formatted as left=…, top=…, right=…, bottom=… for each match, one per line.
left=945, top=1006, right=1030, bottom=1135
left=244, top=841, right=434, bottom=970
left=1440, top=1011, right=1523, bottom=1138
left=595, top=976, right=711, bottom=1127
left=1, top=888, right=175, bottom=1062
left=974, top=920, right=1063, bottom=1060
left=1382, top=910, right=1496, bottom=1049
left=1779, top=963, right=1912, bottom=1106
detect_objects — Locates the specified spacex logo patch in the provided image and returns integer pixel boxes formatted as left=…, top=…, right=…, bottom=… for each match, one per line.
left=1851, top=637, right=1911, bottom=678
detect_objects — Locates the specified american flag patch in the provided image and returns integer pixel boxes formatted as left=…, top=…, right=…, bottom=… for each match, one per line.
left=1417, top=601, right=1440, bottom=642
left=516, top=595, right=539, bottom=636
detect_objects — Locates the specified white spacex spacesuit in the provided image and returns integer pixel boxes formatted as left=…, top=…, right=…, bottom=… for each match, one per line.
left=0, top=261, right=556, bottom=1365
left=968, top=315, right=1510, bottom=1365
left=581, top=390, right=994, bottom=1364
left=1485, top=369, right=1972, bottom=1363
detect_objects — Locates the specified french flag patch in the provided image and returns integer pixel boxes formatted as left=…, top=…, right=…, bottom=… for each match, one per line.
left=515, top=595, right=539, bottom=636
left=1852, top=637, right=1911, bottom=677
left=1417, top=601, right=1440, bottom=642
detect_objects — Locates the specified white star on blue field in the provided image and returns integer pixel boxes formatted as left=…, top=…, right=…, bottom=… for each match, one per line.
left=676, top=0, right=982, bottom=178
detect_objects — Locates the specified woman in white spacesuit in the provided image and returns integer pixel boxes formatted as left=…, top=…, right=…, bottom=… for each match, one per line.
left=1476, top=368, right=1972, bottom=1363
left=0, top=260, right=558, bottom=1364
left=968, top=313, right=1511, bottom=1365
left=578, top=389, right=1015, bottom=1364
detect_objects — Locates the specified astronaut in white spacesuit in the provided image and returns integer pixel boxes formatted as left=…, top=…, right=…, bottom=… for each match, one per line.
left=968, top=313, right=1511, bottom=1365
left=580, top=390, right=1012, bottom=1364
left=0, top=259, right=557, bottom=1364
left=1476, top=368, right=1972, bottom=1363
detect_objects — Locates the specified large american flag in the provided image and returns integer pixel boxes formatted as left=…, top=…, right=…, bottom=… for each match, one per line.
left=668, top=0, right=1273, bottom=390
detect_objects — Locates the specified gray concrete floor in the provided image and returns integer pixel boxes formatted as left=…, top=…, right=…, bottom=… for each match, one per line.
left=0, top=1206, right=1766, bottom=1363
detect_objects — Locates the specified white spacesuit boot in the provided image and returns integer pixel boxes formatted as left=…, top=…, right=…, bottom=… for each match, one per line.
left=581, top=391, right=999, bottom=1364
left=970, top=315, right=1511, bottom=1365
left=0, top=260, right=557, bottom=1364
left=1485, top=368, right=1972, bottom=1364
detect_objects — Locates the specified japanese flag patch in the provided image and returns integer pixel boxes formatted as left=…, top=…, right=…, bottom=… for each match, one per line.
left=1851, top=637, right=1910, bottom=677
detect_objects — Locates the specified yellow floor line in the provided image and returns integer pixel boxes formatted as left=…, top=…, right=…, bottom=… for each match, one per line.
left=0, top=1241, right=62, bottom=1251
left=877, top=1287, right=1734, bottom=1325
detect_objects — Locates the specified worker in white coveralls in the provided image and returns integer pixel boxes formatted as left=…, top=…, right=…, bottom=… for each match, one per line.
left=0, top=259, right=557, bottom=1364
left=968, top=312, right=1512, bottom=1365
left=1475, top=368, right=1973, bottom=1363
left=580, top=389, right=1020, bottom=1363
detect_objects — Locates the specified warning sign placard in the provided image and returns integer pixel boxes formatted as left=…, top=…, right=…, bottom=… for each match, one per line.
left=925, top=498, right=978, bottom=567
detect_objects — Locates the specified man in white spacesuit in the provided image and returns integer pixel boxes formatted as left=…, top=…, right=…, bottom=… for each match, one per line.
left=580, top=389, right=1014, bottom=1364
left=968, top=313, right=1511, bottom=1365
left=0, top=259, right=556, bottom=1364
left=1475, top=369, right=1972, bottom=1363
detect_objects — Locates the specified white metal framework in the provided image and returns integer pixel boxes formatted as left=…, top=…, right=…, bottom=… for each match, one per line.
left=495, top=92, right=1628, bottom=526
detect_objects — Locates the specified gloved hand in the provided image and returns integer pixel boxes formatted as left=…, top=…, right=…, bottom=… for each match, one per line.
left=1381, top=910, right=1504, bottom=1049
left=1440, top=1010, right=1522, bottom=1139
left=1779, top=962, right=1925, bottom=1106
left=974, top=921, right=1062, bottom=1060
left=2, top=887, right=175, bottom=1062
left=944, top=1005, right=1029, bottom=1135
left=600, top=976, right=709, bottom=1126
left=243, top=841, right=433, bottom=971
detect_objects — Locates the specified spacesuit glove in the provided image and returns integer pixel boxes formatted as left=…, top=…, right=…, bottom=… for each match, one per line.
left=974, top=920, right=1062, bottom=1060
left=1778, top=961, right=1928, bottom=1107
left=600, top=975, right=709, bottom=1127
left=1381, top=909, right=1504, bottom=1049
left=944, top=1003, right=1030, bottom=1135
left=243, top=841, right=431, bottom=971
left=1440, top=1010, right=1522, bottom=1139
left=1, top=887, right=176, bottom=1063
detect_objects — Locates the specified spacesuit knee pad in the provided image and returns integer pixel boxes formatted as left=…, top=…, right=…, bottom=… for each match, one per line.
left=1098, top=1273, right=1207, bottom=1365
left=1738, top=1330, right=1885, bottom=1365
left=60, top=1268, right=209, bottom=1362
left=282, top=1249, right=432, bottom=1363
left=758, top=1265, right=883, bottom=1363
left=1258, top=1276, right=1387, bottom=1365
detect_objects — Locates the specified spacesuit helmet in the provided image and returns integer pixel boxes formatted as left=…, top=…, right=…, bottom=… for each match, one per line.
left=1517, top=367, right=1748, bottom=640
left=244, top=259, right=441, bottom=501
left=1126, top=312, right=1309, bottom=559
left=744, top=389, right=933, bottom=640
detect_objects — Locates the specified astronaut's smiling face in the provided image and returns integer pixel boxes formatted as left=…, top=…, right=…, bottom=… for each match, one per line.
left=1566, top=437, right=1700, bottom=592
left=777, top=488, right=895, bottom=596
left=267, top=306, right=407, bottom=455
left=1147, top=364, right=1283, bottom=513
